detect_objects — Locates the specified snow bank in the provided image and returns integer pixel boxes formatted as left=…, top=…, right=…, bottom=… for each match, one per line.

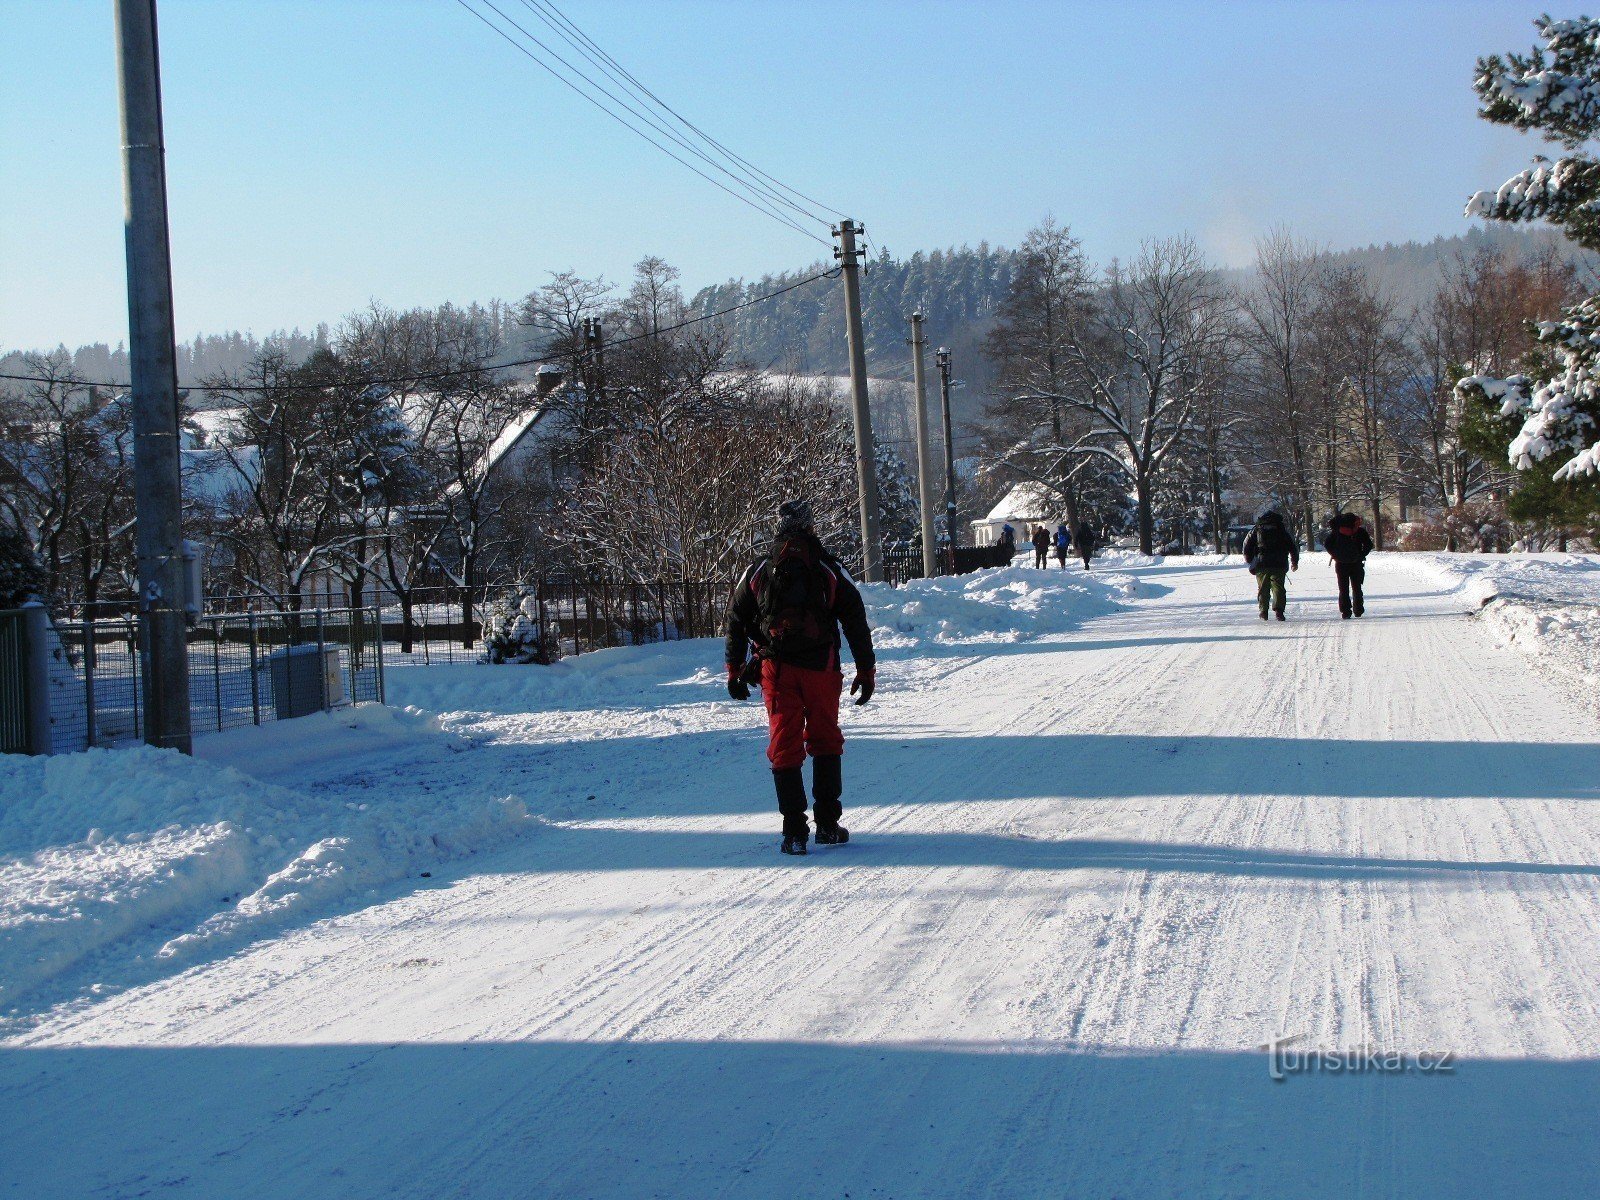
left=1395, top=551, right=1600, bottom=610
left=0, top=707, right=528, bottom=1022
left=385, top=563, right=1144, bottom=717
left=864, top=566, right=1138, bottom=651
left=1395, top=552, right=1600, bottom=713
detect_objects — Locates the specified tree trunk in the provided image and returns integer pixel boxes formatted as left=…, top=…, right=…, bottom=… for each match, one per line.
left=1209, top=465, right=1226, bottom=554
left=1135, top=475, right=1154, bottom=556
left=400, top=595, right=416, bottom=655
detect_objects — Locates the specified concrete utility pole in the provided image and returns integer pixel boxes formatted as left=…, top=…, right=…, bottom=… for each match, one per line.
left=116, top=0, right=191, bottom=753
left=582, top=316, right=605, bottom=403
left=908, top=312, right=937, bottom=577
left=834, top=218, right=882, bottom=582
left=936, top=347, right=960, bottom=556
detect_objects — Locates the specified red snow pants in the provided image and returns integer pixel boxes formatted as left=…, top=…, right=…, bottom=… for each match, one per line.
left=761, top=658, right=844, bottom=770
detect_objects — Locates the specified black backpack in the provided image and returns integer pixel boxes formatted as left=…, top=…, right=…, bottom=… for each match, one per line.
left=756, top=538, right=835, bottom=656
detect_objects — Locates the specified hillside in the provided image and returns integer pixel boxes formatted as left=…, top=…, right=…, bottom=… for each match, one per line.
left=6, top=226, right=1587, bottom=431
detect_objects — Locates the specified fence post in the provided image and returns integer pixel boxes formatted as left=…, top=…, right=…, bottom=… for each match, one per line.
left=248, top=612, right=261, bottom=725
left=21, top=605, right=52, bottom=755
left=315, top=608, right=328, bottom=712
left=536, top=579, right=549, bottom=662
left=373, top=606, right=386, bottom=703
left=211, top=617, right=223, bottom=731
left=82, top=618, right=97, bottom=748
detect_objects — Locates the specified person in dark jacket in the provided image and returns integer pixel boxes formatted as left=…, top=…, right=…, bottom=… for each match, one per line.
left=725, top=499, right=876, bottom=856
left=1031, top=523, right=1051, bottom=568
left=1242, top=509, right=1300, bottom=621
left=1324, top=511, right=1374, bottom=619
left=998, top=523, right=1018, bottom=563
left=1075, top=521, right=1097, bottom=570
left=1053, top=523, right=1072, bottom=569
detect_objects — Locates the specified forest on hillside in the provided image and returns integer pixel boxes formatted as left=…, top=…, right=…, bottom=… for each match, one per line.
left=6, top=225, right=1583, bottom=432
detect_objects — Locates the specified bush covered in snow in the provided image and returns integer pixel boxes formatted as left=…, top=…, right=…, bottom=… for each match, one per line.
left=483, top=591, right=548, bottom=665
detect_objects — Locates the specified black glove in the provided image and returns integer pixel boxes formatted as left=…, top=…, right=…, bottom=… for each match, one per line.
left=727, top=665, right=750, bottom=701
left=850, top=669, right=876, bottom=707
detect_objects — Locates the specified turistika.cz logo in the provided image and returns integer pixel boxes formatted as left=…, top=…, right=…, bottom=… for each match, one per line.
left=1262, top=1035, right=1456, bottom=1082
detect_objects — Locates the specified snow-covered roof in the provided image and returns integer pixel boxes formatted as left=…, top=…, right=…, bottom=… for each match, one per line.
left=982, top=483, right=1062, bottom=523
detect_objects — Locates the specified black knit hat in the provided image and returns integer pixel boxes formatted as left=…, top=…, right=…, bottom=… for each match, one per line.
left=777, top=498, right=814, bottom=535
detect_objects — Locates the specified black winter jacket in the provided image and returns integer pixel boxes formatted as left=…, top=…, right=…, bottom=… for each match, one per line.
left=1323, top=525, right=1373, bottom=565
left=724, top=533, right=876, bottom=674
left=1243, top=517, right=1300, bottom=573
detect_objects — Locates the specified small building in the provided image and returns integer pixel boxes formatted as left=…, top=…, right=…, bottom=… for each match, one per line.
left=970, top=483, right=1066, bottom=547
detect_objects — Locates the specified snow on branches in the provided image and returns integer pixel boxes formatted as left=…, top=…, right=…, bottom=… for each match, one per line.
left=1462, top=15, right=1600, bottom=478
left=1462, top=299, right=1600, bottom=479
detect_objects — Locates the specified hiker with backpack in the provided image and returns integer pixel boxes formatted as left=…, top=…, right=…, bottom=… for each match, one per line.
left=1324, top=511, right=1374, bottom=619
left=724, top=499, right=877, bottom=857
left=1053, top=523, right=1072, bottom=569
left=1242, top=509, right=1300, bottom=621
left=1031, top=523, right=1051, bottom=569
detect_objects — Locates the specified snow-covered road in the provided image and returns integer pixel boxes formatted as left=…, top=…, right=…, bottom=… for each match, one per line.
left=6, top=557, right=1600, bottom=1198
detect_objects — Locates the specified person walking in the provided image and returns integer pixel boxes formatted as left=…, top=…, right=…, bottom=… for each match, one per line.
left=1075, top=520, right=1097, bottom=570
left=998, top=523, right=1018, bottom=565
left=1031, top=523, right=1051, bottom=569
left=725, top=499, right=877, bottom=856
left=1324, top=511, right=1374, bottom=619
left=1243, top=509, right=1300, bottom=621
left=1053, top=522, right=1072, bottom=569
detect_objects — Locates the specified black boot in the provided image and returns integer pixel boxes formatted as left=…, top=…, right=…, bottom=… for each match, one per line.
left=774, top=767, right=809, bottom=854
left=811, top=755, right=848, bottom=845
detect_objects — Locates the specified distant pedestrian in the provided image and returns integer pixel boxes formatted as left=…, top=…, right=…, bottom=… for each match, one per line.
left=1324, top=511, right=1374, bottom=619
left=998, top=523, right=1017, bottom=565
left=1053, top=522, right=1072, bottom=568
left=1243, top=509, right=1300, bottom=621
left=1075, top=521, right=1097, bottom=570
left=1031, top=523, right=1051, bottom=568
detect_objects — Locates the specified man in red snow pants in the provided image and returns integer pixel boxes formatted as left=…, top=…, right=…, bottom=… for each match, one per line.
left=725, top=500, right=877, bottom=856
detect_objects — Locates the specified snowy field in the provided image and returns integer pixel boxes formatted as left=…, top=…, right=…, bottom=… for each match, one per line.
left=3, top=553, right=1600, bottom=1198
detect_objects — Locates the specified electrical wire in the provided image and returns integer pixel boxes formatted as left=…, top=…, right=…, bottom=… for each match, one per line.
left=456, top=0, right=831, bottom=247
left=513, top=0, right=840, bottom=224
left=0, top=267, right=844, bottom=394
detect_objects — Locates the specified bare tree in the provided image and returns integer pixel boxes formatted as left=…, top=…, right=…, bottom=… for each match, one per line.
left=1238, top=230, right=1326, bottom=538
left=982, top=218, right=1100, bottom=532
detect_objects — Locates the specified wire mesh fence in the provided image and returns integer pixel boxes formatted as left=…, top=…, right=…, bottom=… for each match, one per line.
left=44, top=607, right=384, bottom=750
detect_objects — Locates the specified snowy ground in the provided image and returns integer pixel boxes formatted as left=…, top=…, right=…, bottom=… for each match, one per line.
left=4, top=554, right=1600, bottom=1198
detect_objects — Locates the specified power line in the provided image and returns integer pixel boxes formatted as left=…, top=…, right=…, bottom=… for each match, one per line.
left=456, top=0, right=831, bottom=247
left=0, top=267, right=844, bottom=394
left=477, top=0, right=826, bottom=229
left=514, top=0, right=840, bottom=224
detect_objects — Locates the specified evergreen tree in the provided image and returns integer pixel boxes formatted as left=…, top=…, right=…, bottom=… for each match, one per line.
left=1459, top=16, right=1600, bottom=485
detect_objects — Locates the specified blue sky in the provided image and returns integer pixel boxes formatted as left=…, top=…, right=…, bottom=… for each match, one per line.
left=1, top=0, right=1544, bottom=349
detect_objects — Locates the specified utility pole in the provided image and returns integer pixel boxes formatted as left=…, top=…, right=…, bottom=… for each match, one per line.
left=116, top=0, right=191, bottom=754
left=908, top=312, right=937, bottom=577
left=833, top=218, right=882, bottom=582
left=936, top=347, right=960, bottom=558
left=582, top=316, right=605, bottom=404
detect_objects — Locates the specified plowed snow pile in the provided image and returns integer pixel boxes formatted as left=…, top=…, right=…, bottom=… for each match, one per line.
left=0, top=706, right=525, bottom=1020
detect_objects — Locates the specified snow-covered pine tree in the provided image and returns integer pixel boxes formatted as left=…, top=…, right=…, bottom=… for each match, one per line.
left=1460, top=16, right=1600, bottom=481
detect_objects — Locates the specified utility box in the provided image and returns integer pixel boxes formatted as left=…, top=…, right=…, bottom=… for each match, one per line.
left=267, top=644, right=345, bottom=719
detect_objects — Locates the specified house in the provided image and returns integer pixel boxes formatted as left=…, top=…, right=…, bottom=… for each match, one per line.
left=970, top=483, right=1066, bottom=547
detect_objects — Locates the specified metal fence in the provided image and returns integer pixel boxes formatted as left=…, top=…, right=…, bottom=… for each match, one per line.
left=36, top=607, right=384, bottom=751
